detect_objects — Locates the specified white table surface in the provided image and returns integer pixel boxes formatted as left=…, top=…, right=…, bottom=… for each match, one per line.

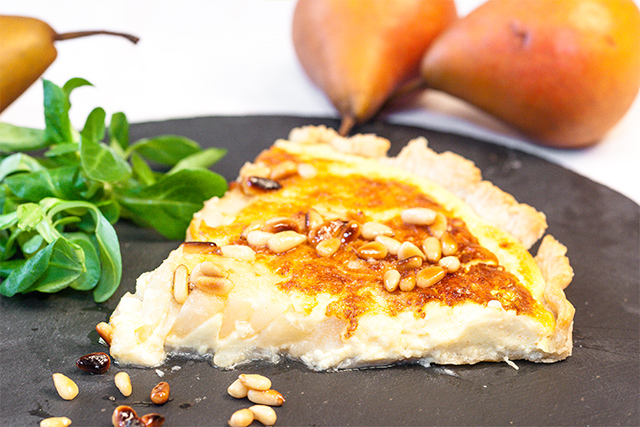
left=2, top=0, right=639, bottom=205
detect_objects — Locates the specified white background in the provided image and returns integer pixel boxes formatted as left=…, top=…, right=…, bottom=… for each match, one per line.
left=1, top=0, right=639, bottom=205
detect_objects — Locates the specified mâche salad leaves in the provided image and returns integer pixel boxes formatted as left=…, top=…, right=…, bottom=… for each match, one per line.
left=0, top=78, right=227, bottom=302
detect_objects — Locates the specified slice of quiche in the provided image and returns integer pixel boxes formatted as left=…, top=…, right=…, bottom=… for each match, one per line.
left=108, top=125, right=574, bottom=370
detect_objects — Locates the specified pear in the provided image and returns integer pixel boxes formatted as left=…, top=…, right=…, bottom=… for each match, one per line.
left=0, top=15, right=139, bottom=113
left=292, top=0, right=457, bottom=135
left=420, top=0, right=640, bottom=148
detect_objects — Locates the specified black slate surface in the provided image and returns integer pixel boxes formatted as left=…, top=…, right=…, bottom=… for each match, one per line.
left=1, top=115, right=638, bottom=426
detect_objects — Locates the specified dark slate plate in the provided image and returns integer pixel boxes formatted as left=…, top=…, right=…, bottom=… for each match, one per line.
left=1, top=116, right=638, bottom=426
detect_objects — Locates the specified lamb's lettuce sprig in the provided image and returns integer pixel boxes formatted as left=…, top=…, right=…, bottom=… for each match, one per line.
left=0, top=78, right=227, bottom=302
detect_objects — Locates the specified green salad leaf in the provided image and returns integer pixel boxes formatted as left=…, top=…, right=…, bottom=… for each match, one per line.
left=0, top=78, right=228, bottom=302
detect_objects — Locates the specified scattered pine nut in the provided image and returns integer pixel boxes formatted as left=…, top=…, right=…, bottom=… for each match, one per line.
left=247, top=389, right=285, bottom=406
left=238, top=374, right=271, bottom=391
left=150, top=381, right=170, bottom=405
left=52, top=373, right=78, bottom=401
left=40, top=416, right=72, bottom=427
left=249, top=405, right=277, bottom=426
left=114, top=372, right=132, bottom=397
left=228, top=408, right=254, bottom=427
left=173, top=264, right=190, bottom=304
left=96, top=322, right=113, bottom=346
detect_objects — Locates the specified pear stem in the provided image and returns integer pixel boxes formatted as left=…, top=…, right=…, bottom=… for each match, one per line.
left=55, top=30, right=140, bottom=44
left=338, top=115, right=356, bottom=136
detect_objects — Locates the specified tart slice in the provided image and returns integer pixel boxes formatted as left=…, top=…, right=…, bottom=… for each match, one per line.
left=108, top=125, right=574, bottom=370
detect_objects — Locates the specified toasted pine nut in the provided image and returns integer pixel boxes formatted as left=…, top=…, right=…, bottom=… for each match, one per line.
left=228, top=408, right=254, bottom=427
left=239, top=374, right=272, bottom=391
left=441, top=232, right=458, bottom=256
left=96, top=322, right=113, bottom=346
left=401, top=207, right=437, bottom=225
left=139, top=413, right=165, bottom=427
left=267, top=230, right=307, bottom=253
left=250, top=405, right=278, bottom=426
left=297, top=162, right=318, bottom=179
left=397, top=255, right=423, bottom=272
left=341, top=221, right=361, bottom=243
left=263, top=217, right=301, bottom=234
left=422, top=237, right=442, bottom=263
left=227, top=379, right=249, bottom=398
left=150, top=381, right=170, bottom=405
left=173, top=264, right=189, bottom=304
left=40, top=417, right=72, bottom=427
left=383, top=269, right=401, bottom=292
left=111, top=406, right=138, bottom=427
left=397, top=241, right=425, bottom=261
left=429, top=212, right=447, bottom=239
left=356, top=241, right=388, bottom=260
left=114, top=372, right=132, bottom=397
left=399, top=274, right=416, bottom=292
left=316, top=237, right=341, bottom=257
left=52, top=373, right=78, bottom=401
left=361, top=222, right=394, bottom=240
left=246, top=230, right=273, bottom=247
left=270, top=160, right=298, bottom=180
left=193, top=276, right=233, bottom=296
left=416, top=266, right=446, bottom=288
left=375, top=236, right=401, bottom=255
left=306, top=208, right=324, bottom=230
left=221, top=245, right=256, bottom=262
left=247, top=389, right=285, bottom=406
left=439, top=256, right=461, bottom=273
left=181, top=241, right=218, bottom=254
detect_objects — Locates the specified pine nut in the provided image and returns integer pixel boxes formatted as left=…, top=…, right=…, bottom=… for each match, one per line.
left=361, top=222, right=394, bottom=240
left=356, top=241, right=388, bottom=260
left=250, top=405, right=278, bottom=426
left=246, top=230, right=273, bottom=247
left=191, top=261, right=227, bottom=279
left=267, top=230, right=307, bottom=253
left=416, top=266, right=446, bottom=288
left=181, top=241, right=218, bottom=254
left=263, top=217, right=302, bottom=234
left=40, top=417, right=72, bottom=427
left=297, top=162, right=318, bottom=179
left=441, top=232, right=458, bottom=256
left=439, top=256, right=461, bottom=273
left=221, top=245, right=256, bottom=262
left=399, top=274, right=416, bottom=292
left=375, top=236, right=401, bottom=255
left=193, top=276, right=233, bottom=296
left=228, top=408, right=254, bottom=427
left=270, top=160, right=298, bottom=180
left=422, top=237, right=442, bottom=263
left=96, top=322, right=113, bottom=346
left=52, top=373, right=78, bottom=401
left=397, top=255, right=423, bottom=272
left=316, top=237, right=341, bottom=257
left=341, top=221, right=361, bottom=243
left=305, top=208, right=324, bottom=230
left=245, top=176, right=282, bottom=192
left=247, top=389, right=285, bottom=406
left=112, top=405, right=138, bottom=427
left=401, top=207, right=437, bottom=225
left=150, top=381, right=170, bottom=405
left=76, top=352, right=111, bottom=374
left=139, top=413, right=166, bottom=427
left=383, top=269, right=401, bottom=292
left=429, top=212, right=447, bottom=239
left=114, top=372, right=132, bottom=397
left=173, top=264, right=189, bottom=304
left=397, top=241, right=425, bottom=261
left=238, top=374, right=272, bottom=391
left=227, top=379, right=249, bottom=399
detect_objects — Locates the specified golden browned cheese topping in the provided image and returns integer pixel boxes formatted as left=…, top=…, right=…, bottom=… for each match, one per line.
left=191, top=147, right=547, bottom=336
